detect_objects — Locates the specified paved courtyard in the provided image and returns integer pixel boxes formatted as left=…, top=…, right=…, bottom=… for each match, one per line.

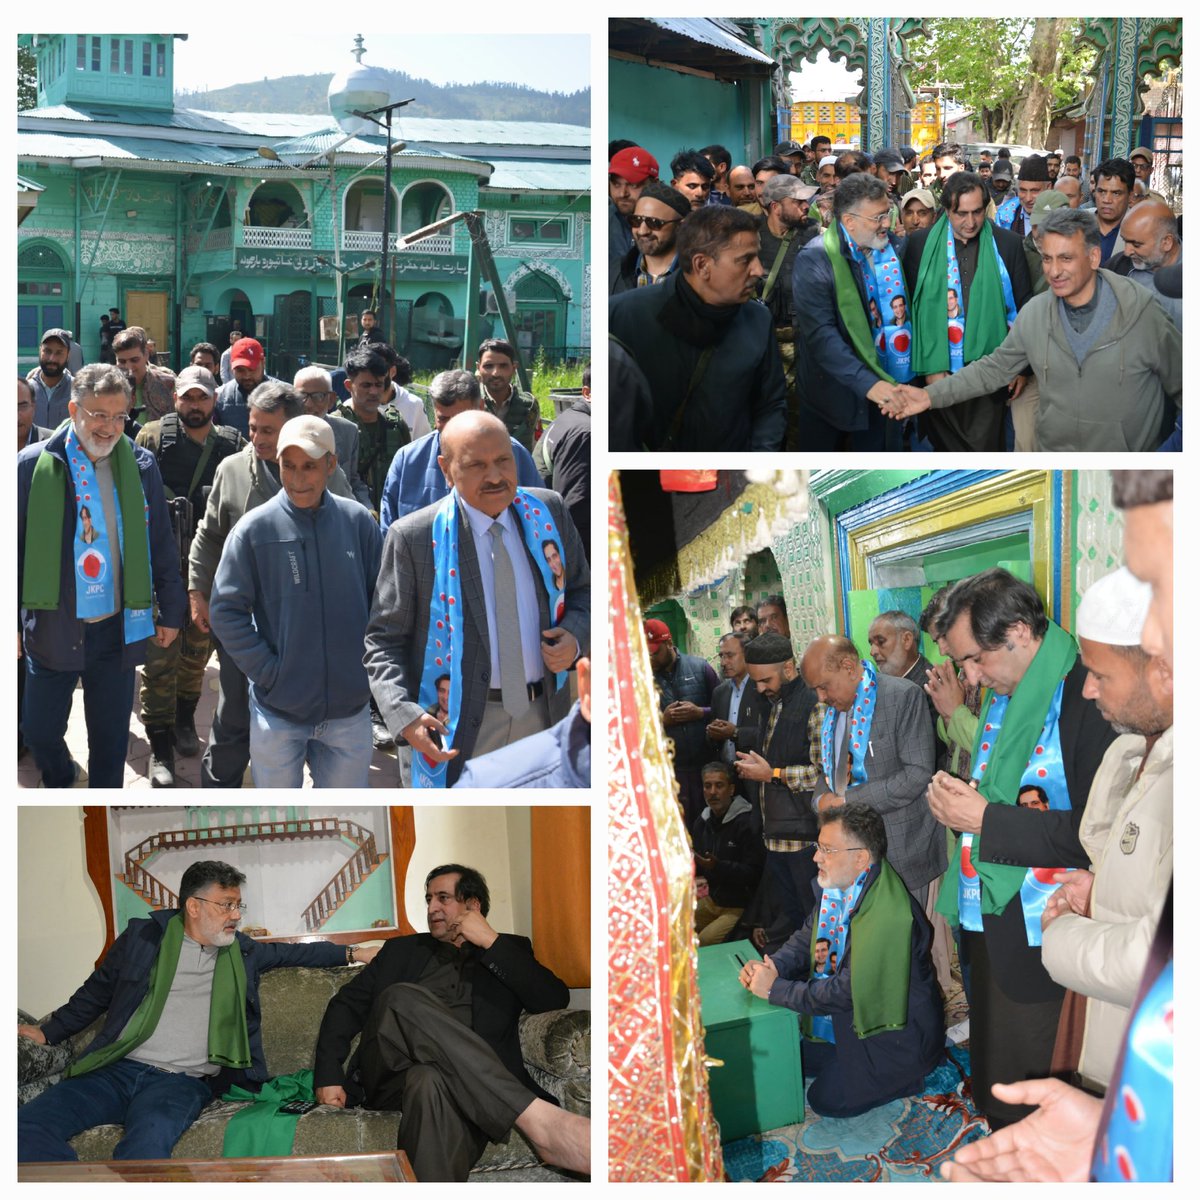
left=18, top=661, right=409, bottom=790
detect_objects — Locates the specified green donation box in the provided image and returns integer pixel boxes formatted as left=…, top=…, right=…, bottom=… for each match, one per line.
left=697, top=940, right=805, bottom=1142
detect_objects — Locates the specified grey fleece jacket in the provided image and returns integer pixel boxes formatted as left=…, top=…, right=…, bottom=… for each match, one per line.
left=927, top=268, right=1181, bottom=451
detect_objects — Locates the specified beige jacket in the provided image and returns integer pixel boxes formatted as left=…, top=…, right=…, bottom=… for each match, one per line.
left=1041, top=725, right=1173, bottom=1086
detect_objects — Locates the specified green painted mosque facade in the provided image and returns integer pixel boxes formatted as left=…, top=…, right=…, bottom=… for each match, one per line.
left=18, top=34, right=590, bottom=378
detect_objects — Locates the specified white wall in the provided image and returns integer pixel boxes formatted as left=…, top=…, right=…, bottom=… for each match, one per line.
left=20, top=805, right=536, bottom=1018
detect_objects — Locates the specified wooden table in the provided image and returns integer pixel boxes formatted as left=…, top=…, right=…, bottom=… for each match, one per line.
left=18, top=1150, right=417, bottom=1182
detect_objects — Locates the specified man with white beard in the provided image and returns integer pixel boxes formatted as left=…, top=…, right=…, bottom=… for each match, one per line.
left=17, top=363, right=186, bottom=787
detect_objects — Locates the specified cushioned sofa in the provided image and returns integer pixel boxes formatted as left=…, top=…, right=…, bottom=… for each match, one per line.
left=19, top=962, right=590, bottom=1182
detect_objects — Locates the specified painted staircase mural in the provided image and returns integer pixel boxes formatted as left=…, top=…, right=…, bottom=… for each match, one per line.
left=120, top=815, right=388, bottom=932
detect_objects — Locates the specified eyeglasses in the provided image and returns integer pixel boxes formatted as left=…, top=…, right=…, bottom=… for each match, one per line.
left=815, top=844, right=867, bottom=856
left=193, top=896, right=248, bottom=914
left=628, top=214, right=682, bottom=231
left=78, top=407, right=127, bottom=427
left=301, top=390, right=332, bottom=401
left=847, top=210, right=892, bottom=227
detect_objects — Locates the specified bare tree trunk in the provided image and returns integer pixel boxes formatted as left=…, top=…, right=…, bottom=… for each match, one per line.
left=1010, top=17, right=1072, bottom=147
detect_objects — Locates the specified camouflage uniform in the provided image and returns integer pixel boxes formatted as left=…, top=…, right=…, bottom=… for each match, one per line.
left=336, top=401, right=412, bottom=515
left=485, top=385, right=541, bottom=453
left=135, top=414, right=244, bottom=744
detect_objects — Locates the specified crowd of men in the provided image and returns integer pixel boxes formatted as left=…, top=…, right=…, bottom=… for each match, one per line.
left=19, top=323, right=591, bottom=789
left=610, top=138, right=1181, bottom=453
left=647, top=471, right=1172, bottom=1176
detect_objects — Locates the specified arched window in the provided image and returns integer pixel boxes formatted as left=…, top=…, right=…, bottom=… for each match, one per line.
left=244, top=182, right=311, bottom=248
left=399, top=182, right=454, bottom=252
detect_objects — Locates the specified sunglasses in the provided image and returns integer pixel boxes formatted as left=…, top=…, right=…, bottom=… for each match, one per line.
left=628, top=214, right=682, bottom=231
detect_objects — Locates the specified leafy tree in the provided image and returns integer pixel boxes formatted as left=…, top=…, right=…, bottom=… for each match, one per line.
left=18, top=43, right=37, bottom=111
left=909, top=18, right=1095, bottom=146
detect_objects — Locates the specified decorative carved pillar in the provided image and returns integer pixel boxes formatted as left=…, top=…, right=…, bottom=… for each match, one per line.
left=863, top=18, right=891, bottom=151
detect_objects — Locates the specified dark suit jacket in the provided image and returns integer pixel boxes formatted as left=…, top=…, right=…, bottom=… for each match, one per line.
left=709, top=675, right=769, bottom=755
left=973, top=657, right=1118, bottom=1002
left=899, top=219, right=1032, bottom=319
left=818, top=669, right=944, bottom=893
left=313, top=932, right=569, bottom=1105
left=365, top=487, right=590, bottom=785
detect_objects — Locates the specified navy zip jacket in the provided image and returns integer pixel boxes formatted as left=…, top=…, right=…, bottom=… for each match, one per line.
left=38, top=908, right=346, bottom=1091
left=792, top=225, right=907, bottom=433
left=17, top=427, right=187, bottom=672
left=209, top=487, right=383, bottom=725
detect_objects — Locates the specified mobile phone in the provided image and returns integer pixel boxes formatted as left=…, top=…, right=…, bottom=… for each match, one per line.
left=279, top=1100, right=318, bottom=1115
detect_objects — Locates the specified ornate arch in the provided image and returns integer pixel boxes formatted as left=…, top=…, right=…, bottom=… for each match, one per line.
left=503, top=261, right=572, bottom=304
left=763, top=18, right=929, bottom=151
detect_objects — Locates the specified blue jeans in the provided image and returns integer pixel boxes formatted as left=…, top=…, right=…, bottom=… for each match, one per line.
left=18, top=1058, right=213, bottom=1161
left=22, top=614, right=135, bottom=787
left=249, top=694, right=372, bottom=788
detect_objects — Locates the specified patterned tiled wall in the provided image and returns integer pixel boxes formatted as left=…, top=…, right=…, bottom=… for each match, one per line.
left=1072, top=469, right=1127, bottom=616
left=674, top=483, right=836, bottom=662
left=667, top=471, right=1129, bottom=661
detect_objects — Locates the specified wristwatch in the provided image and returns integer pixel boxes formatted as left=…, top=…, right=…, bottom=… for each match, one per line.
left=345, top=944, right=358, bottom=964
left=771, top=767, right=783, bottom=781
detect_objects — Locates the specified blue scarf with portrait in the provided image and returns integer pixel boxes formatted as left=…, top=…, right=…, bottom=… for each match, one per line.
left=840, top=225, right=914, bottom=382
left=820, top=658, right=879, bottom=790
left=413, top=488, right=566, bottom=788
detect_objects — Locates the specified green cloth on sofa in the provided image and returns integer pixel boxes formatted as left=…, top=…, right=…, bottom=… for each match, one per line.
left=221, top=1069, right=313, bottom=1157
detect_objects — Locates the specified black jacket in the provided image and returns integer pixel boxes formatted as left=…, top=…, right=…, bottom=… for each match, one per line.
left=770, top=863, right=944, bottom=1104
left=974, top=657, right=1118, bottom=1002
left=759, top=676, right=821, bottom=842
left=691, top=798, right=765, bottom=907
left=609, top=271, right=787, bottom=452
left=314, top=933, right=568, bottom=1105
left=709, top=675, right=770, bottom=756
left=899, top=219, right=1032, bottom=328
left=542, top=399, right=591, bottom=558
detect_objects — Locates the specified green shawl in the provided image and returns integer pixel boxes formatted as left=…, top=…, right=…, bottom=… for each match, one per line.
left=21, top=432, right=153, bottom=613
left=67, top=914, right=251, bottom=1078
left=803, top=859, right=913, bottom=1040
left=222, top=1069, right=313, bottom=1157
left=911, top=213, right=1011, bottom=375
left=822, top=221, right=896, bottom=384
left=936, top=620, right=1078, bottom=925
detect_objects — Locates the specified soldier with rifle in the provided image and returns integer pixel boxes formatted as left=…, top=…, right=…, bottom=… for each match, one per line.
left=135, top=367, right=244, bottom=786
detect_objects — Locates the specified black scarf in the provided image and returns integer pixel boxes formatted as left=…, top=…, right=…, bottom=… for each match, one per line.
left=657, top=273, right=742, bottom=348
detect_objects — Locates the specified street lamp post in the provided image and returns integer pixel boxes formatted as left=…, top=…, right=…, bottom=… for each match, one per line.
left=351, top=98, right=414, bottom=345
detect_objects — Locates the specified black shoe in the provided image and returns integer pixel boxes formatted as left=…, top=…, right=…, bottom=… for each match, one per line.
left=174, top=696, right=200, bottom=757
left=371, top=708, right=395, bottom=750
left=147, top=725, right=176, bottom=788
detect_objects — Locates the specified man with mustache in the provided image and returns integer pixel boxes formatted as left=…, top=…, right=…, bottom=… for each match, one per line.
left=18, top=860, right=367, bottom=1160
left=608, top=205, right=786, bottom=451
left=26, top=328, right=73, bottom=428
left=739, top=803, right=943, bottom=1117
left=18, top=363, right=186, bottom=787
left=365, top=412, right=589, bottom=787
left=792, top=174, right=915, bottom=451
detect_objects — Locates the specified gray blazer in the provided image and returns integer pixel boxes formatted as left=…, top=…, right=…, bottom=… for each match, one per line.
left=820, top=669, right=945, bottom=893
left=325, top=411, right=371, bottom=510
left=365, top=487, right=590, bottom=785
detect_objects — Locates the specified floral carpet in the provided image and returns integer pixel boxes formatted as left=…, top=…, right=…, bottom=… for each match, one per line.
left=722, top=1044, right=989, bottom=1182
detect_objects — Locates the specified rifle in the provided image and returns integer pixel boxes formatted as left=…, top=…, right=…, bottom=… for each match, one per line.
left=169, top=495, right=194, bottom=615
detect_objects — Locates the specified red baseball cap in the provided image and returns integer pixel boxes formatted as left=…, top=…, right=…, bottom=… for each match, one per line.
left=609, top=147, right=659, bottom=184
left=643, top=619, right=672, bottom=648
left=230, top=337, right=264, bottom=370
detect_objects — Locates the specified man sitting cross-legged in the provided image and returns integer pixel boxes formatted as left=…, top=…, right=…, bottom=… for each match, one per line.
left=313, top=864, right=590, bottom=1181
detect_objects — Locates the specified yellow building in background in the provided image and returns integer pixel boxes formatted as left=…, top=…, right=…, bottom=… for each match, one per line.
left=790, top=99, right=941, bottom=153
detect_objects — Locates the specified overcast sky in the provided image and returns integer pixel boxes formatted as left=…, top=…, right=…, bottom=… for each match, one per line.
left=172, top=32, right=589, bottom=95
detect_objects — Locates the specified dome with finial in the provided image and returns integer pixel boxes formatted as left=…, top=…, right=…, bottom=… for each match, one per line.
left=328, top=34, right=393, bottom=135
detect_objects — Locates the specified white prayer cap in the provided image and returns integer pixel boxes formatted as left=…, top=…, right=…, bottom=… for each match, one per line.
left=819, top=155, right=838, bottom=169
left=1076, top=567, right=1152, bottom=647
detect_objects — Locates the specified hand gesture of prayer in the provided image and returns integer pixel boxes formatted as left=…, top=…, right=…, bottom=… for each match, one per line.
left=734, top=749, right=772, bottom=782
left=924, top=660, right=965, bottom=720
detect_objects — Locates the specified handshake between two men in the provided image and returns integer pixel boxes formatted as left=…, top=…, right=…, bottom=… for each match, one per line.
left=866, top=374, right=1027, bottom=422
